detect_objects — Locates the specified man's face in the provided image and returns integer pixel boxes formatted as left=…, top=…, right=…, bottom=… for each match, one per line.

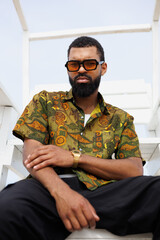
left=67, top=46, right=107, bottom=98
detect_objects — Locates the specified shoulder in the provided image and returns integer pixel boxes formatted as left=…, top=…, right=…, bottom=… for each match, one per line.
left=33, top=90, right=68, bottom=102
left=105, top=102, right=134, bottom=123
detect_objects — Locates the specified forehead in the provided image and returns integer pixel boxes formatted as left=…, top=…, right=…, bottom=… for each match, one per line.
left=68, top=46, right=99, bottom=61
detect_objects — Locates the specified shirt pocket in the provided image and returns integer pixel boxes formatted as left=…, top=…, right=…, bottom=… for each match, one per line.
left=93, top=130, right=116, bottom=159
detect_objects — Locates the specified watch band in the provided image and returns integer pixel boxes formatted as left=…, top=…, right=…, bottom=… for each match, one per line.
left=71, top=150, right=81, bottom=168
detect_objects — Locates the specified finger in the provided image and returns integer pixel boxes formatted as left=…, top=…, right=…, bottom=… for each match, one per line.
left=82, top=202, right=99, bottom=229
left=89, top=204, right=100, bottom=222
left=63, top=218, right=74, bottom=232
left=68, top=214, right=82, bottom=231
left=26, top=146, right=49, bottom=163
left=33, top=159, right=53, bottom=170
left=26, top=155, right=49, bottom=168
left=73, top=208, right=89, bottom=229
left=82, top=207, right=96, bottom=229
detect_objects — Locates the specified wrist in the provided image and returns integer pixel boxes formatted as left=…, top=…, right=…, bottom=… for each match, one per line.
left=52, top=180, right=71, bottom=200
left=71, top=150, right=81, bottom=168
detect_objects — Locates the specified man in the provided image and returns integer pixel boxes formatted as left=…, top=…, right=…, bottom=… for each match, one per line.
left=0, top=36, right=159, bottom=240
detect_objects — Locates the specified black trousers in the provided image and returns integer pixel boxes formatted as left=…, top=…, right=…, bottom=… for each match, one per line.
left=0, top=176, right=160, bottom=240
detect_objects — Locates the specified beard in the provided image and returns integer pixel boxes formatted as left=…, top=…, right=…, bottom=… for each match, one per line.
left=69, top=73, right=101, bottom=98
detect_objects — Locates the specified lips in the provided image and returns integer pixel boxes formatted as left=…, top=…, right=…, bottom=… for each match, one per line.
left=76, top=76, right=90, bottom=83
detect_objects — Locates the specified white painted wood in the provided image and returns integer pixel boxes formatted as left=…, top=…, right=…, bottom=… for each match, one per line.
left=0, top=164, right=8, bottom=191
left=0, top=82, right=18, bottom=110
left=12, top=0, right=28, bottom=31
left=29, top=24, right=152, bottom=41
left=143, top=144, right=160, bottom=176
left=7, top=141, right=27, bottom=178
left=22, top=31, right=30, bottom=108
left=152, top=20, right=159, bottom=107
left=0, top=140, right=27, bottom=190
left=66, top=229, right=152, bottom=239
left=155, top=106, right=160, bottom=135
left=153, top=0, right=160, bottom=21
left=139, top=138, right=160, bottom=161
left=0, top=107, right=14, bottom=151
left=103, top=94, right=150, bottom=109
left=127, top=110, right=152, bottom=125
left=148, top=98, right=160, bottom=131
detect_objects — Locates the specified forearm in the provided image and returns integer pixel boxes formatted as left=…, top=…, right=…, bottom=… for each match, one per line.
left=23, top=138, right=71, bottom=197
left=78, top=154, right=143, bottom=180
left=26, top=165, right=70, bottom=198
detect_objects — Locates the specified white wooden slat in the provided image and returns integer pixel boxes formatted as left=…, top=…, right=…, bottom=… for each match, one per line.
left=127, top=109, right=152, bottom=124
left=152, top=20, right=159, bottom=107
left=0, top=82, right=18, bottom=111
left=99, top=80, right=150, bottom=95
left=0, top=164, right=8, bottom=190
left=12, top=0, right=28, bottom=31
left=29, top=24, right=152, bottom=41
left=0, top=88, right=13, bottom=107
left=153, top=0, right=160, bottom=21
left=143, top=144, right=160, bottom=175
left=139, top=138, right=160, bottom=161
left=0, top=107, right=4, bottom=127
left=0, top=107, right=14, bottom=151
left=103, top=94, right=151, bottom=109
left=22, top=31, right=30, bottom=108
left=148, top=98, right=160, bottom=130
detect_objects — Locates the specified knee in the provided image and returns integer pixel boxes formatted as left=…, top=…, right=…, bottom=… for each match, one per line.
left=0, top=186, right=30, bottom=225
left=0, top=195, right=20, bottom=223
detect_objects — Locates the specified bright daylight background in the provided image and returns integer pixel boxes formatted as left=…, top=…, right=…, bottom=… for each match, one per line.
left=0, top=0, right=160, bottom=183
left=0, top=0, right=159, bottom=113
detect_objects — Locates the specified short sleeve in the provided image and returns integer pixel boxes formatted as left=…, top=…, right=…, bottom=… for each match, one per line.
left=115, top=114, right=142, bottom=159
left=13, top=91, right=49, bottom=144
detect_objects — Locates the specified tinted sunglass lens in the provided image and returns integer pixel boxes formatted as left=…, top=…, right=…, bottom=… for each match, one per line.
left=68, top=61, right=79, bottom=71
left=84, top=60, right=97, bottom=70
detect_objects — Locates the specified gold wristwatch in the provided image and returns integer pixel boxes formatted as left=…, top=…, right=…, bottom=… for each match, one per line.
left=71, top=150, right=81, bottom=168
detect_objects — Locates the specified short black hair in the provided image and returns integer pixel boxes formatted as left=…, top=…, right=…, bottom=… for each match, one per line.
left=67, top=36, right=105, bottom=61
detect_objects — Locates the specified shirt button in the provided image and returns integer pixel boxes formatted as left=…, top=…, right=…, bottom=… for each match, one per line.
left=79, top=148, right=82, bottom=151
left=81, top=116, right=84, bottom=119
left=80, top=132, right=83, bottom=136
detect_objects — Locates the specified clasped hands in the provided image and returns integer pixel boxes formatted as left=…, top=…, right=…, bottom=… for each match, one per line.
left=24, top=144, right=73, bottom=170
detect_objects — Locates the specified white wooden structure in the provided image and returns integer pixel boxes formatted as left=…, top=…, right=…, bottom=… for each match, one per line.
left=0, top=83, right=28, bottom=190
left=0, top=0, right=160, bottom=239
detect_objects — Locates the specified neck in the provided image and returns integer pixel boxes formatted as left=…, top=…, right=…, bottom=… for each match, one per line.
left=74, top=90, right=98, bottom=114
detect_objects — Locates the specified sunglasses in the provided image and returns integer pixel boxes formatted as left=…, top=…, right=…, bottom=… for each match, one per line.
left=65, top=59, right=104, bottom=72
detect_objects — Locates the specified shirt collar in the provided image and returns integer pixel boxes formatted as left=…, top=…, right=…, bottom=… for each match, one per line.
left=63, top=88, right=110, bottom=115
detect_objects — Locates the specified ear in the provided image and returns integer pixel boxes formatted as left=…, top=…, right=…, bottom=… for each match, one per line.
left=101, top=62, right=107, bottom=76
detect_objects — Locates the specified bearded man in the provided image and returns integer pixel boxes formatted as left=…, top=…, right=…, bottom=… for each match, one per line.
left=0, top=36, right=159, bottom=240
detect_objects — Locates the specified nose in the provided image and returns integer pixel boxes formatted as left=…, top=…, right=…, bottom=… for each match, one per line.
left=78, top=64, right=87, bottom=73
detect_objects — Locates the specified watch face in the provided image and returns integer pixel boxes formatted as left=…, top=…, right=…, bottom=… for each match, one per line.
left=73, top=150, right=81, bottom=154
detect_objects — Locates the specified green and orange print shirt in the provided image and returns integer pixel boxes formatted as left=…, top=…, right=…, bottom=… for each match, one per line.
left=13, top=89, right=142, bottom=190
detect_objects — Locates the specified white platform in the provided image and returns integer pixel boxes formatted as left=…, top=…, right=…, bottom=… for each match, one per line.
left=66, top=229, right=153, bottom=239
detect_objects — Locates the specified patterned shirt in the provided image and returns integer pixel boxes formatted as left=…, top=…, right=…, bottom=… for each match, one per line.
left=13, top=89, right=142, bottom=190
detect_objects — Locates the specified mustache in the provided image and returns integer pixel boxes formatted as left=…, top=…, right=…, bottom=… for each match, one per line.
left=74, top=73, right=92, bottom=82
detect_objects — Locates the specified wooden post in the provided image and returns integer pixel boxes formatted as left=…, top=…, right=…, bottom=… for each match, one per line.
left=152, top=0, right=160, bottom=107
left=22, top=32, right=30, bottom=108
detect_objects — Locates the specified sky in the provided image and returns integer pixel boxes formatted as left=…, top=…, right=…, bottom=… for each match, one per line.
left=0, top=0, right=159, bottom=184
left=0, top=0, right=159, bottom=113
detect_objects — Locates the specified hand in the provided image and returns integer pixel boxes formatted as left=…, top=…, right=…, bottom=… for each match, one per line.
left=54, top=187, right=100, bottom=232
left=24, top=145, right=73, bottom=170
